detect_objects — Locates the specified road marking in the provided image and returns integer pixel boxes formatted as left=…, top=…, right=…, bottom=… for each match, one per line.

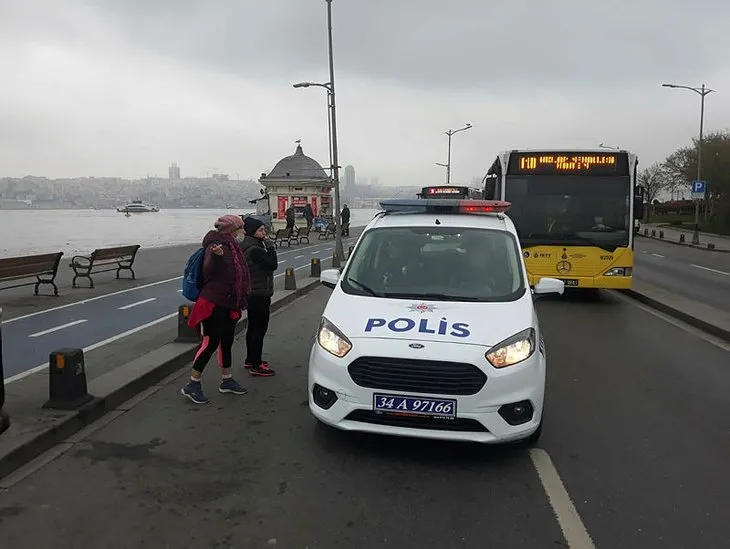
left=612, top=292, right=730, bottom=352
left=2, top=276, right=182, bottom=325
left=279, top=259, right=287, bottom=263
left=118, top=297, right=157, bottom=310
left=1, top=237, right=358, bottom=326
left=691, top=264, right=729, bottom=276
left=28, top=319, right=88, bottom=338
left=651, top=253, right=665, bottom=258
left=5, top=312, right=179, bottom=384
left=273, top=263, right=313, bottom=279
left=530, top=449, right=596, bottom=549
left=295, top=255, right=304, bottom=259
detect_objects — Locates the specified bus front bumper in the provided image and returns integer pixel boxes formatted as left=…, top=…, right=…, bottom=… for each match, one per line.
left=528, top=273, right=633, bottom=290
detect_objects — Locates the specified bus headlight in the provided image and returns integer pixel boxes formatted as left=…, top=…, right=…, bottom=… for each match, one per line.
left=604, top=267, right=632, bottom=276
left=486, top=328, right=536, bottom=368
left=317, top=317, right=352, bottom=358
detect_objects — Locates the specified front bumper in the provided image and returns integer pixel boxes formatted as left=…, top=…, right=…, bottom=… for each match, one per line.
left=307, top=338, right=545, bottom=444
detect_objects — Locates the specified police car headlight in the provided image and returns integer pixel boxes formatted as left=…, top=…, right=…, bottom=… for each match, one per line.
left=485, top=328, right=536, bottom=368
left=317, top=317, right=352, bottom=358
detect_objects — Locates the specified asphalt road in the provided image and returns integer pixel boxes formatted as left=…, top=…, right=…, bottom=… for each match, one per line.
left=633, top=237, right=730, bottom=311
left=0, top=287, right=727, bottom=548
left=1, top=235, right=358, bottom=381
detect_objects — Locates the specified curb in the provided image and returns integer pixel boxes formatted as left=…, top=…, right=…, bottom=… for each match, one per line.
left=620, top=289, right=730, bottom=343
left=636, top=233, right=730, bottom=254
left=0, top=278, right=323, bottom=481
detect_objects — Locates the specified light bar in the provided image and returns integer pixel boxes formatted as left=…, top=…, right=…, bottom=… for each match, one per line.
left=379, top=199, right=511, bottom=214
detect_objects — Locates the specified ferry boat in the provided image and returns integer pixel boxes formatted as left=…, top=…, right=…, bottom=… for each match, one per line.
left=117, top=200, right=160, bottom=213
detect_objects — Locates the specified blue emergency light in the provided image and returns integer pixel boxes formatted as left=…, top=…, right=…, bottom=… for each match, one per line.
left=378, top=199, right=512, bottom=215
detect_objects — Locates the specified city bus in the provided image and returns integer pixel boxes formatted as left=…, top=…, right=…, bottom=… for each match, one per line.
left=417, top=185, right=481, bottom=199
left=483, top=149, right=645, bottom=289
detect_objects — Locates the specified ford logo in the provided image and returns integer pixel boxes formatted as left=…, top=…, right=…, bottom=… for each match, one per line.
left=409, top=343, right=424, bottom=349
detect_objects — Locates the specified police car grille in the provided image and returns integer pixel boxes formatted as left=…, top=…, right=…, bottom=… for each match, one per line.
left=347, top=357, right=487, bottom=396
left=345, top=410, right=489, bottom=432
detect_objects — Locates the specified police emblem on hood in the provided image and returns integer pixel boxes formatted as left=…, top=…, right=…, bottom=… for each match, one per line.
left=408, top=303, right=436, bottom=313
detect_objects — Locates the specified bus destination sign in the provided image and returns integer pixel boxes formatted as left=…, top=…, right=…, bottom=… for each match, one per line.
left=426, top=186, right=463, bottom=195
left=507, top=152, right=629, bottom=176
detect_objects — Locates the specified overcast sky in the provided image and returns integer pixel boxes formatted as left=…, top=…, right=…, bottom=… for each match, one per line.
left=1, top=0, right=728, bottom=186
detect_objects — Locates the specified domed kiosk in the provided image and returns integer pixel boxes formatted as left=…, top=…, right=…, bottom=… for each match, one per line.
left=258, top=143, right=334, bottom=229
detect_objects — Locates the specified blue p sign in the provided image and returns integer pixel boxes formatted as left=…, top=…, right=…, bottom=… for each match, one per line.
left=691, top=180, right=706, bottom=193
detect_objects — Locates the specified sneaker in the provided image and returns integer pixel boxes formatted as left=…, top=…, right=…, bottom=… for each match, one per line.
left=181, top=380, right=209, bottom=404
left=249, top=363, right=276, bottom=377
left=244, top=360, right=268, bottom=370
left=219, top=377, right=248, bottom=395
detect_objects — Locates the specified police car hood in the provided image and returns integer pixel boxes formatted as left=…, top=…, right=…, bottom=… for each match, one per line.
left=325, top=294, right=535, bottom=347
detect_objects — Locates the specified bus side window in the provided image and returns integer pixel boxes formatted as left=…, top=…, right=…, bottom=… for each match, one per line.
left=484, top=178, right=497, bottom=199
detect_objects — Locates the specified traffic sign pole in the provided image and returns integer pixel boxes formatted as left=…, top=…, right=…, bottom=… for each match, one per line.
left=690, top=180, right=706, bottom=245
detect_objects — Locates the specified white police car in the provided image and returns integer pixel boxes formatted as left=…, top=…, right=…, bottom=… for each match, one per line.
left=307, top=199, right=565, bottom=445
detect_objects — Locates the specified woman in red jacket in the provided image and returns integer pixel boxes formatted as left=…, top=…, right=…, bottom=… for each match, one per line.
left=181, top=215, right=251, bottom=404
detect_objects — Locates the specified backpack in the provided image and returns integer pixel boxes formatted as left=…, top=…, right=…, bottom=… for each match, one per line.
left=182, top=247, right=206, bottom=301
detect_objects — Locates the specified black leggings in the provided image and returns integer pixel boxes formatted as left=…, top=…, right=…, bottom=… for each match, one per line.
left=192, top=306, right=238, bottom=373
left=246, top=295, right=272, bottom=366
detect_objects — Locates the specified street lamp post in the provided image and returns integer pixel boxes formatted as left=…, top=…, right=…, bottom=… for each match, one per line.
left=662, top=82, right=715, bottom=245
left=292, top=0, right=345, bottom=263
left=443, top=124, right=472, bottom=185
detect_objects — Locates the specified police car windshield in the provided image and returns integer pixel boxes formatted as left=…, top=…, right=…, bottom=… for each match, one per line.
left=342, top=226, right=526, bottom=302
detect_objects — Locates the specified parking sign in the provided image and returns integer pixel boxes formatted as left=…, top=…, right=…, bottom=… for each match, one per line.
left=690, top=180, right=706, bottom=200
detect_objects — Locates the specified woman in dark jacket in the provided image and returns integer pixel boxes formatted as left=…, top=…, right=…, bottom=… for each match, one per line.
left=181, top=215, right=251, bottom=404
left=239, top=217, right=278, bottom=376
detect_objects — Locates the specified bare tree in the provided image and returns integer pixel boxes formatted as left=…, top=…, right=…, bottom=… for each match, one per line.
left=638, top=162, right=671, bottom=213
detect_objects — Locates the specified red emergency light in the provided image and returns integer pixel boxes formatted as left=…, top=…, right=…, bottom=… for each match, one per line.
left=379, top=199, right=512, bottom=215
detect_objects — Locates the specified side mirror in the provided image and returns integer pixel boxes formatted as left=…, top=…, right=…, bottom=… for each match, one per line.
left=320, top=268, right=341, bottom=289
left=533, top=277, right=565, bottom=298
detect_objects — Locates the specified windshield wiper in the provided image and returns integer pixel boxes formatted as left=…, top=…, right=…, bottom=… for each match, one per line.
left=346, top=277, right=381, bottom=297
left=383, top=292, right=479, bottom=302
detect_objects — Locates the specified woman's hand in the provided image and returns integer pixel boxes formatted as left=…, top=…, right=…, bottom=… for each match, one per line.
left=211, top=243, right=224, bottom=256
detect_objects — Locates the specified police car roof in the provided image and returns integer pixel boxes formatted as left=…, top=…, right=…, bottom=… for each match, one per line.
left=366, top=209, right=516, bottom=233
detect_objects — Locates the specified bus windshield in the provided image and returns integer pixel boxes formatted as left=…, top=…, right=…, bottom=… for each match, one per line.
left=504, top=175, right=631, bottom=251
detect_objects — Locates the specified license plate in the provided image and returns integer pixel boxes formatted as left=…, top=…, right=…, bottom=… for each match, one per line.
left=561, top=279, right=579, bottom=286
left=373, top=393, right=457, bottom=418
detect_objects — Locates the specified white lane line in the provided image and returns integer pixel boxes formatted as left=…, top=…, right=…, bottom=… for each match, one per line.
left=611, top=292, right=730, bottom=352
left=691, top=264, right=730, bottom=276
left=28, top=319, right=88, bottom=338
left=295, top=255, right=304, bottom=259
left=118, top=297, right=157, bottom=310
left=3, top=276, right=182, bottom=325
left=530, top=449, right=596, bottom=549
left=310, top=251, right=319, bottom=255
left=279, top=259, right=287, bottom=263
left=273, top=263, right=314, bottom=279
left=6, top=312, right=178, bottom=384
left=651, top=253, right=665, bottom=258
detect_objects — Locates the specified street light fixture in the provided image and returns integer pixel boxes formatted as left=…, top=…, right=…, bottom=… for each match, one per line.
left=442, top=123, right=472, bottom=185
left=292, top=0, right=345, bottom=263
left=662, top=82, right=716, bottom=245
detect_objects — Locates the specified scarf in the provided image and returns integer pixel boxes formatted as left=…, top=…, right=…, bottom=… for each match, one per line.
left=217, top=231, right=251, bottom=308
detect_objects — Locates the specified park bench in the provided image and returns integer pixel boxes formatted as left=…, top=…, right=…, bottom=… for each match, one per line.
left=318, top=223, right=336, bottom=240
left=70, top=244, right=140, bottom=288
left=293, top=226, right=311, bottom=244
left=273, top=228, right=293, bottom=248
left=0, top=252, right=64, bottom=296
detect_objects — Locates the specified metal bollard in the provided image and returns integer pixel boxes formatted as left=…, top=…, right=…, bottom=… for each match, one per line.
left=284, top=267, right=297, bottom=290
left=659, top=230, right=664, bottom=239
left=679, top=234, right=685, bottom=243
left=708, top=243, right=715, bottom=250
left=0, top=307, right=10, bottom=434
left=310, top=257, right=321, bottom=277
left=176, top=304, right=200, bottom=343
left=43, top=348, right=94, bottom=410
left=332, top=251, right=341, bottom=269
left=651, top=229, right=656, bottom=237
left=644, top=228, right=649, bottom=236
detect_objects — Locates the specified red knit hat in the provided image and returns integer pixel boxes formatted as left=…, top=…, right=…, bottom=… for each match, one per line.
left=214, top=214, right=244, bottom=234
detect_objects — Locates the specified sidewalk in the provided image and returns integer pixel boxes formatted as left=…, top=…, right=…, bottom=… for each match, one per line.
left=0, top=250, right=338, bottom=480
left=639, top=223, right=730, bottom=252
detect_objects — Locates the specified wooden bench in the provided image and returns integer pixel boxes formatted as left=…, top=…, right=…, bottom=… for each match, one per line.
left=318, top=223, right=336, bottom=240
left=0, top=252, right=64, bottom=296
left=293, top=226, right=311, bottom=244
left=274, top=228, right=293, bottom=248
left=70, top=244, right=141, bottom=288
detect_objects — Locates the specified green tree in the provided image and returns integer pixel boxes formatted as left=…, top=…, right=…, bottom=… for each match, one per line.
left=638, top=161, right=671, bottom=213
left=662, top=129, right=730, bottom=232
